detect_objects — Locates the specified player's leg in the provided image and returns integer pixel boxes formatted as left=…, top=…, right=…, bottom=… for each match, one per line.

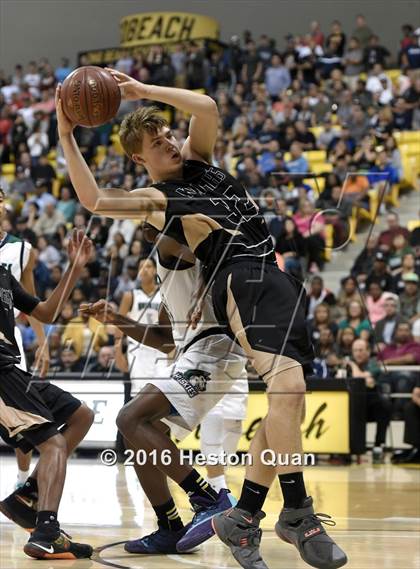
left=0, top=367, right=92, bottom=559
left=212, top=265, right=347, bottom=569
left=201, top=407, right=227, bottom=491
left=123, top=424, right=188, bottom=554
left=117, top=380, right=235, bottom=552
left=15, top=448, right=31, bottom=488
left=1, top=385, right=94, bottom=533
left=14, top=326, right=33, bottom=488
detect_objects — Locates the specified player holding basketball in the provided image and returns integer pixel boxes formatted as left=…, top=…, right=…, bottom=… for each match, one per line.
left=0, top=229, right=94, bottom=560
left=0, top=188, right=50, bottom=488
left=81, top=225, right=248, bottom=553
left=56, top=73, right=347, bottom=568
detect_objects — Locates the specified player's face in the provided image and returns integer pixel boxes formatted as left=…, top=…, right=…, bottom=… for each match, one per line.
left=139, top=259, right=156, bottom=283
left=135, top=127, right=183, bottom=181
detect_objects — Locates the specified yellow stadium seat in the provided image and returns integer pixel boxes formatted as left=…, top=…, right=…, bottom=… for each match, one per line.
left=95, top=145, right=107, bottom=166
left=229, top=156, right=239, bottom=176
left=398, top=131, right=420, bottom=144
left=385, top=69, right=401, bottom=85
left=47, top=150, right=57, bottom=160
left=407, top=220, right=420, bottom=231
left=305, top=150, right=327, bottom=163
left=110, top=134, right=124, bottom=156
left=311, top=162, right=333, bottom=175
left=309, top=126, right=324, bottom=139
left=324, top=223, right=333, bottom=261
left=2, top=164, right=15, bottom=175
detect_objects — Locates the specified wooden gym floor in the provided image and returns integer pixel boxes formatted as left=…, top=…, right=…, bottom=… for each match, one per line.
left=0, top=455, right=419, bottom=568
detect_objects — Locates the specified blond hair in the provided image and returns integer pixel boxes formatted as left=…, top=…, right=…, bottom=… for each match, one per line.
left=119, top=106, right=168, bottom=157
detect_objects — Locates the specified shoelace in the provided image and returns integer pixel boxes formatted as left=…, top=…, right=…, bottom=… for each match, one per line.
left=60, top=529, right=73, bottom=540
left=312, top=513, right=336, bottom=527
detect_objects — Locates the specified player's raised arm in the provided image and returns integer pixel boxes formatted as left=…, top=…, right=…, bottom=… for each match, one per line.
left=107, top=69, right=219, bottom=163
left=55, top=85, right=165, bottom=219
left=28, top=230, right=93, bottom=323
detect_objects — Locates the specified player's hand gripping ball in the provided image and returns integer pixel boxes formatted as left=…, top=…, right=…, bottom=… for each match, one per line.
left=60, top=66, right=121, bottom=127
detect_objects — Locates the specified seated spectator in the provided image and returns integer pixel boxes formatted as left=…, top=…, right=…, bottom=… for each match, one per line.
left=337, top=326, right=356, bottom=358
left=316, top=182, right=353, bottom=245
left=388, top=233, right=413, bottom=274
left=88, top=346, right=115, bottom=374
left=122, top=240, right=145, bottom=274
left=378, top=212, right=410, bottom=253
left=36, top=235, right=61, bottom=269
left=391, top=383, right=420, bottom=464
left=56, top=185, right=77, bottom=223
left=365, top=251, right=393, bottom=292
left=366, top=280, right=389, bottom=326
left=313, top=328, right=338, bottom=369
left=347, top=339, right=392, bottom=463
left=308, top=303, right=338, bottom=345
left=286, top=141, right=309, bottom=174
left=56, top=345, right=85, bottom=373
left=400, top=273, right=420, bottom=322
left=352, top=134, right=377, bottom=169
left=30, top=151, right=56, bottom=192
left=294, top=121, right=316, bottom=150
left=335, top=276, right=360, bottom=318
left=338, top=299, right=371, bottom=341
left=293, top=199, right=326, bottom=271
left=33, top=199, right=66, bottom=236
left=268, top=198, right=288, bottom=242
left=374, top=295, right=407, bottom=350
left=378, top=322, right=420, bottom=365
left=307, top=275, right=336, bottom=318
left=62, top=310, right=108, bottom=359
left=274, top=217, right=305, bottom=279
left=317, top=118, right=339, bottom=150
left=113, top=262, right=139, bottom=303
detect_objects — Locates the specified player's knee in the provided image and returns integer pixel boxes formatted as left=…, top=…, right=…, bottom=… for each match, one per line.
left=116, top=407, right=132, bottom=434
left=38, top=433, right=67, bottom=455
left=76, top=403, right=95, bottom=428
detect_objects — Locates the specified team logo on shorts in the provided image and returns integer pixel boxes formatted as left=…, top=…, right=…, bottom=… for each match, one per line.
left=173, top=369, right=211, bottom=398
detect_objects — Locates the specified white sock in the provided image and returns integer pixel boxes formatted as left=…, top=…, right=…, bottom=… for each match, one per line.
left=17, top=469, right=29, bottom=485
left=208, top=475, right=227, bottom=493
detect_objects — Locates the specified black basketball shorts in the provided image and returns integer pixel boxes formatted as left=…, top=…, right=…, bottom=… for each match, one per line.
left=0, top=366, right=81, bottom=453
left=212, top=261, right=314, bottom=382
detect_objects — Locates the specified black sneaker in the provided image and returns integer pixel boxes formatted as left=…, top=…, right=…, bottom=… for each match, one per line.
left=0, top=490, right=37, bottom=531
left=275, top=496, right=347, bottom=569
left=24, top=530, right=93, bottom=559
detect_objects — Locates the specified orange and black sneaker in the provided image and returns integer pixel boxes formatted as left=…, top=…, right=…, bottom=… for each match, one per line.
left=0, top=490, right=37, bottom=531
left=24, top=530, right=93, bottom=559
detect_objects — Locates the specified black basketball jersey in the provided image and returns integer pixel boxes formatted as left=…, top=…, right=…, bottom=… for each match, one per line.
left=0, top=266, right=39, bottom=369
left=152, top=160, right=276, bottom=280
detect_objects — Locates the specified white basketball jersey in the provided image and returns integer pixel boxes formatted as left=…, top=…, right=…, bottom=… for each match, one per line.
left=0, top=234, right=32, bottom=371
left=157, top=259, right=219, bottom=350
left=0, top=234, right=31, bottom=283
left=127, top=287, right=167, bottom=382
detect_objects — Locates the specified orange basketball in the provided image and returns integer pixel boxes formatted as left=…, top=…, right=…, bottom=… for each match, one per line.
left=60, top=66, right=121, bottom=127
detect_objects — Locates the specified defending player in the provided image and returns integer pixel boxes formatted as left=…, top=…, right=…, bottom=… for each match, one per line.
left=119, top=257, right=167, bottom=395
left=81, top=225, right=248, bottom=553
left=56, top=74, right=347, bottom=568
left=0, top=229, right=94, bottom=559
left=0, top=188, right=50, bottom=488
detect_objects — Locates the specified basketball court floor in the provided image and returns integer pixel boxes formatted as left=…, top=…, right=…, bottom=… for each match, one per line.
left=0, top=455, right=419, bottom=568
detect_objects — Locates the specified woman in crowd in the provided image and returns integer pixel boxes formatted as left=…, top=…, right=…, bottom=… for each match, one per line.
left=338, top=299, right=371, bottom=341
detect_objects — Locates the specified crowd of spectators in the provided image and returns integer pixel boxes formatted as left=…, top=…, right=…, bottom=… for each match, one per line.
left=0, top=16, right=419, bottom=459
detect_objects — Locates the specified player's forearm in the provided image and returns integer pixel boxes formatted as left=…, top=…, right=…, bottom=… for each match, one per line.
left=142, top=84, right=218, bottom=118
left=112, top=314, right=175, bottom=353
left=27, top=316, right=46, bottom=344
left=31, top=263, right=84, bottom=323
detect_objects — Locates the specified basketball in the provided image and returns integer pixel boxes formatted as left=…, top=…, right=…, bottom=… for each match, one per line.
left=60, top=66, right=121, bottom=127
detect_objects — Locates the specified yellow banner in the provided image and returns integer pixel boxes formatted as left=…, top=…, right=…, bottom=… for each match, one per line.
left=176, top=391, right=350, bottom=454
left=120, top=12, right=219, bottom=47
